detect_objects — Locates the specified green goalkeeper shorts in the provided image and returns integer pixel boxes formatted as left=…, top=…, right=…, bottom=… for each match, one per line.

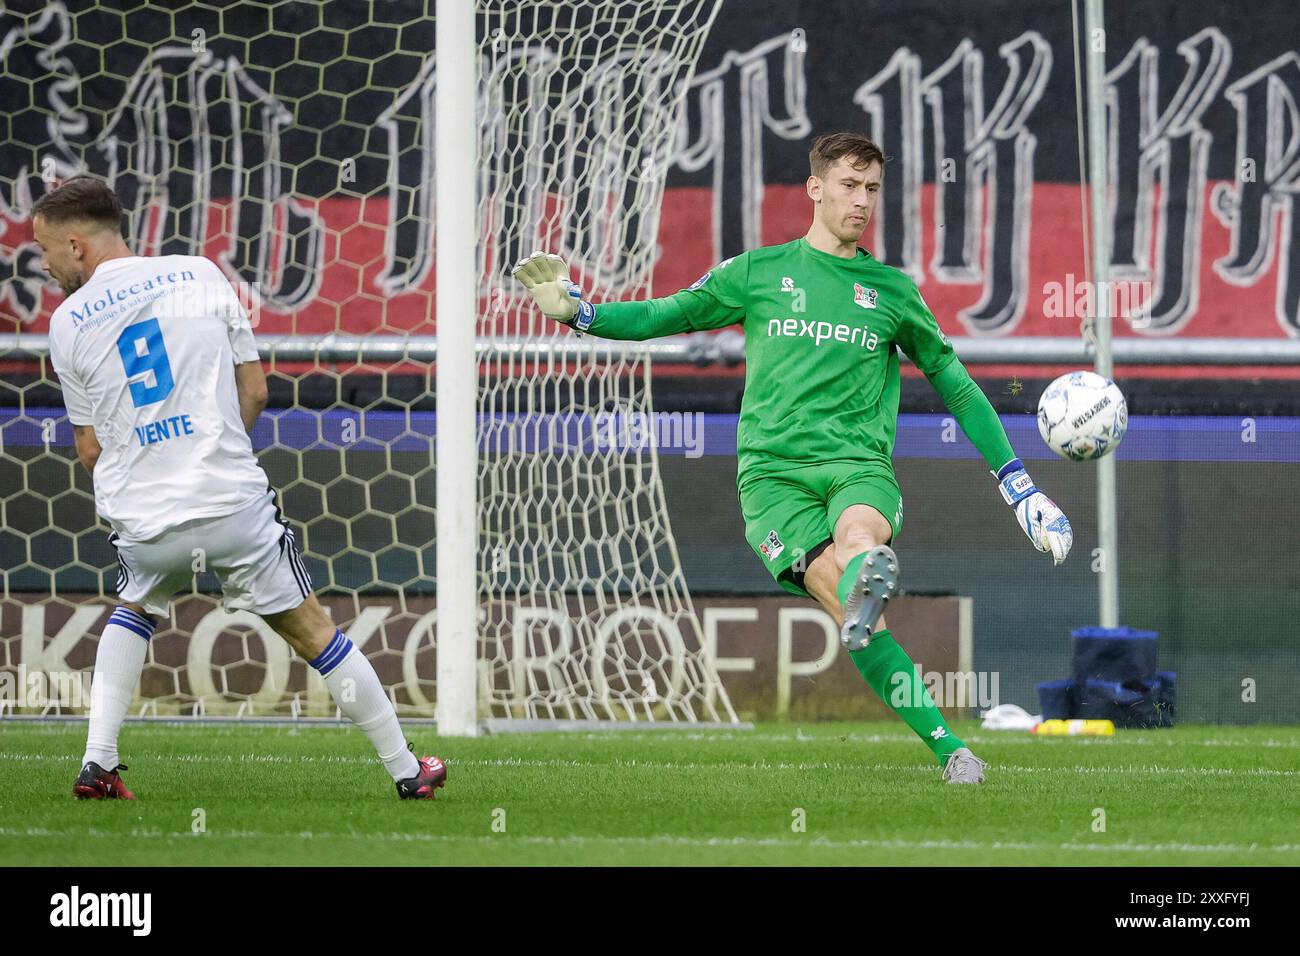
left=739, top=460, right=903, bottom=598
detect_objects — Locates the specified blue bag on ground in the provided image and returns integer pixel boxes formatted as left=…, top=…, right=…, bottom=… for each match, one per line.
left=1072, top=627, right=1157, bottom=683
left=1036, top=628, right=1176, bottom=728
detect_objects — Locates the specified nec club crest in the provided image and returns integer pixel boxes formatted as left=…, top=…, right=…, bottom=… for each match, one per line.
left=854, top=284, right=878, bottom=309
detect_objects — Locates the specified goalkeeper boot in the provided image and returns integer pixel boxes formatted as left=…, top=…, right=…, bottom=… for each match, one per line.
left=942, top=748, right=988, bottom=785
left=73, top=761, right=136, bottom=800
left=396, top=751, right=447, bottom=800
left=840, top=545, right=900, bottom=652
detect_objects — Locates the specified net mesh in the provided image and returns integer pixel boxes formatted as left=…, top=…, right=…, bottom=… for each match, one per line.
left=475, top=0, right=733, bottom=722
left=0, top=0, right=736, bottom=724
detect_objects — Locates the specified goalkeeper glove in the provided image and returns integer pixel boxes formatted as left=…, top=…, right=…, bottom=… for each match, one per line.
left=511, top=251, right=595, bottom=333
left=995, top=458, right=1073, bottom=565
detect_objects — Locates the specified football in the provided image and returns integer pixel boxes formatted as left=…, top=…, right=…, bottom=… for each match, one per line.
left=1037, top=370, right=1128, bottom=461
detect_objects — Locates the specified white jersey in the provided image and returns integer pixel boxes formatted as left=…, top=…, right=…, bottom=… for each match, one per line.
left=48, top=254, right=269, bottom=542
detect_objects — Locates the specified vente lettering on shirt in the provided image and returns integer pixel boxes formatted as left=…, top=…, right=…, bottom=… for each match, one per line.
left=135, top=413, right=195, bottom=447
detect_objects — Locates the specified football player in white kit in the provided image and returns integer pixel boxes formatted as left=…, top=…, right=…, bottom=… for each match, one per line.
left=33, top=177, right=447, bottom=800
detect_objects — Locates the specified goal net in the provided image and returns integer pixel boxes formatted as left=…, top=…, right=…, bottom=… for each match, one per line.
left=0, top=0, right=738, bottom=726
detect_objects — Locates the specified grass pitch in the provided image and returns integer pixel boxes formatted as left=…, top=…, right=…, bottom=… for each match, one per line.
left=2, top=721, right=1297, bottom=866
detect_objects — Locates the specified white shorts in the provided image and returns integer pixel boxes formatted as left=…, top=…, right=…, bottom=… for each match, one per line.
left=109, top=489, right=313, bottom=617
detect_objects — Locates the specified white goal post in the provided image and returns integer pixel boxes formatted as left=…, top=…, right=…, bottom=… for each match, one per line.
left=434, top=0, right=479, bottom=736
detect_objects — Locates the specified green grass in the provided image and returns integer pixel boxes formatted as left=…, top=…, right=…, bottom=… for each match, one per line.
left=2, top=721, right=1298, bottom=866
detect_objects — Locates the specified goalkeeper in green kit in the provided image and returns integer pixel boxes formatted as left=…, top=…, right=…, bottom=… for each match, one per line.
left=514, top=133, right=1073, bottom=784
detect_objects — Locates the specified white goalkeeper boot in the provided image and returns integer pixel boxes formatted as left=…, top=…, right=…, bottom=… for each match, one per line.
left=840, top=545, right=900, bottom=652
left=942, top=748, right=988, bottom=784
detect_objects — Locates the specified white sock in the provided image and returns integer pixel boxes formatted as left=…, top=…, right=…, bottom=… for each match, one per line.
left=83, top=607, right=153, bottom=769
left=310, top=630, right=420, bottom=781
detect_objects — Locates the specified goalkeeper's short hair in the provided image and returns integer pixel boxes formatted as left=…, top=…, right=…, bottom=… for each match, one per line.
left=809, top=132, right=885, bottom=179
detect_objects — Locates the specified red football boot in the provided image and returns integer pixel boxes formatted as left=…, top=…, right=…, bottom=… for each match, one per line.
left=73, top=762, right=137, bottom=800
left=395, top=754, right=447, bottom=800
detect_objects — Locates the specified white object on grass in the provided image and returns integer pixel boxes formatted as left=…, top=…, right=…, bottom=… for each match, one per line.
left=980, top=704, right=1042, bottom=731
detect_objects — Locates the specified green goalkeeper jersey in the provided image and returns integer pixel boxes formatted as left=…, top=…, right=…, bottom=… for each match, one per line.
left=587, top=237, right=1013, bottom=482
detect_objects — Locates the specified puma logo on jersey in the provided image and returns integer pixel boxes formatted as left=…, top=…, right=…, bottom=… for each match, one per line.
left=853, top=283, right=878, bottom=309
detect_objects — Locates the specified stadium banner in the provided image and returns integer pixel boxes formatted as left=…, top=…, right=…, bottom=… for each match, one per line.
left=0, top=592, right=970, bottom=722
left=1, top=0, right=1298, bottom=351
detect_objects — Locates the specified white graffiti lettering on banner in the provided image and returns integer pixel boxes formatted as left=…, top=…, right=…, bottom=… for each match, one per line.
left=1108, top=29, right=1229, bottom=334
left=855, top=33, right=1052, bottom=335
left=1212, top=50, right=1300, bottom=335
left=673, top=32, right=812, bottom=266
left=2, top=9, right=1297, bottom=336
left=0, top=6, right=322, bottom=321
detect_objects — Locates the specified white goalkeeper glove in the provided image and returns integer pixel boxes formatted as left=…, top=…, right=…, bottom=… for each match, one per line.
left=511, top=251, right=595, bottom=333
left=994, top=458, right=1073, bottom=565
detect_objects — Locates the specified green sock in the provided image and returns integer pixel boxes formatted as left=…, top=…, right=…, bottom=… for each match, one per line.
left=847, top=629, right=964, bottom=764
